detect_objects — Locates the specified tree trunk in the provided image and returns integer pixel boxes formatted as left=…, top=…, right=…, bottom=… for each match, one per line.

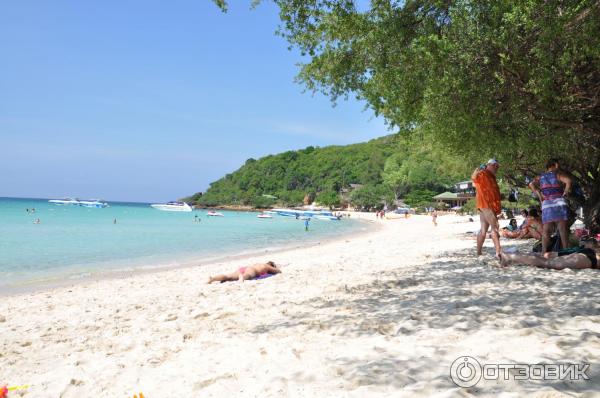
left=583, top=195, right=600, bottom=236
left=583, top=186, right=600, bottom=234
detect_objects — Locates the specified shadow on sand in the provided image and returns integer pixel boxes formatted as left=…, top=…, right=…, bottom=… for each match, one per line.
left=250, top=245, right=600, bottom=395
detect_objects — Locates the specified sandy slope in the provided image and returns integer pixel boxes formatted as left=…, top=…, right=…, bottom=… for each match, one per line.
left=1, top=214, right=599, bottom=397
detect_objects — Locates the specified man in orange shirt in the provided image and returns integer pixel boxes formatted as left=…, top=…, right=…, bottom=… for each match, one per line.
left=471, top=159, right=502, bottom=257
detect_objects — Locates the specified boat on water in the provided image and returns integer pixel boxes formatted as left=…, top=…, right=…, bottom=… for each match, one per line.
left=49, top=198, right=109, bottom=208
left=314, top=215, right=339, bottom=221
left=207, top=211, right=224, bottom=217
left=150, top=202, right=193, bottom=212
left=270, top=208, right=339, bottom=220
left=48, top=198, right=79, bottom=206
left=257, top=213, right=273, bottom=219
left=79, top=199, right=110, bottom=208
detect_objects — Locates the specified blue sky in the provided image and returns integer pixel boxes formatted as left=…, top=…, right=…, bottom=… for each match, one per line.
left=0, top=1, right=389, bottom=202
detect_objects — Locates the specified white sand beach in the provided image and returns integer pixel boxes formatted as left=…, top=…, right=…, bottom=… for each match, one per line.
left=2, top=214, right=599, bottom=397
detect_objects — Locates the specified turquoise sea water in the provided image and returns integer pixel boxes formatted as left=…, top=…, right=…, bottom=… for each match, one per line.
left=0, top=198, right=367, bottom=289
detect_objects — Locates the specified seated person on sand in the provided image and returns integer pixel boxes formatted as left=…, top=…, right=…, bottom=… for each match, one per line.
left=500, top=218, right=519, bottom=238
left=500, top=210, right=542, bottom=240
left=208, top=261, right=281, bottom=283
left=517, top=208, right=542, bottom=239
left=518, top=209, right=529, bottom=229
left=499, top=239, right=599, bottom=270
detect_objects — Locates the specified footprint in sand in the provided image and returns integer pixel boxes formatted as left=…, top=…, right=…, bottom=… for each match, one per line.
left=193, top=373, right=236, bottom=391
left=59, top=379, right=85, bottom=398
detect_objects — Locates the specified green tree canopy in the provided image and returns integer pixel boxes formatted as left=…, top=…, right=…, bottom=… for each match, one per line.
left=213, top=0, right=600, bottom=230
left=193, top=132, right=467, bottom=209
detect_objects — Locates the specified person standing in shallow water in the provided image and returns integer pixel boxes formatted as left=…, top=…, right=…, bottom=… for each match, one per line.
left=471, top=159, right=502, bottom=258
left=304, top=218, right=310, bottom=231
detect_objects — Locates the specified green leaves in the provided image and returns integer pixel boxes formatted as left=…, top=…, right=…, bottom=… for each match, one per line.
left=207, top=0, right=600, bottom=228
left=272, top=1, right=599, bottom=187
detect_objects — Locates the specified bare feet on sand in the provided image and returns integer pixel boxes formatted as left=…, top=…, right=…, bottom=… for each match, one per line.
left=498, top=252, right=511, bottom=267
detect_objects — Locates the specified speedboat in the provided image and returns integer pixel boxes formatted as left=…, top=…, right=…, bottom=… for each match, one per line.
left=270, top=208, right=338, bottom=219
left=48, top=198, right=79, bottom=206
left=78, top=199, right=109, bottom=208
left=49, top=198, right=109, bottom=208
left=314, top=215, right=339, bottom=221
left=257, top=213, right=273, bottom=219
left=207, top=211, right=224, bottom=217
left=150, top=202, right=193, bottom=212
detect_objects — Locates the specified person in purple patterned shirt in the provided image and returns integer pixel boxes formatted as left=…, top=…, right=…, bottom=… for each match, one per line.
left=528, top=159, right=572, bottom=253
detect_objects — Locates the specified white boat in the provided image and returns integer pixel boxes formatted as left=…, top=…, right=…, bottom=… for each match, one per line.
left=314, top=215, right=339, bottom=221
left=270, top=208, right=339, bottom=219
left=48, top=198, right=79, bottom=206
left=207, top=211, right=224, bottom=217
left=49, top=198, right=109, bottom=208
left=257, top=213, right=273, bottom=219
left=78, top=199, right=109, bottom=208
left=150, top=202, right=193, bottom=212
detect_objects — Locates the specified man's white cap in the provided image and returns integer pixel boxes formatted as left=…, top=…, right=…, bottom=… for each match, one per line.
left=487, top=158, right=499, bottom=165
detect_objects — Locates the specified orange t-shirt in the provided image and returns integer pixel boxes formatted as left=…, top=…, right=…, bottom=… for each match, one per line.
left=472, top=170, right=501, bottom=214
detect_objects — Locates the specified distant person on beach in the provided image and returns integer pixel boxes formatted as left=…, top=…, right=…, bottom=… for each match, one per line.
left=499, top=240, right=599, bottom=270
left=207, top=261, right=281, bottom=283
left=471, top=159, right=502, bottom=257
left=528, top=158, right=572, bottom=253
left=432, top=209, right=438, bottom=226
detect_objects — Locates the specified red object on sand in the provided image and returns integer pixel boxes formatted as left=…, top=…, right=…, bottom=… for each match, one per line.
left=0, top=385, right=8, bottom=398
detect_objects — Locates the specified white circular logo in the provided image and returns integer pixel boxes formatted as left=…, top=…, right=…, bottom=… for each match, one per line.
left=450, top=356, right=482, bottom=388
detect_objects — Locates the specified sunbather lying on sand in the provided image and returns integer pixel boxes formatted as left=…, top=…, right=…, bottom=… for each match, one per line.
left=499, top=240, right=599, bottom=270
left=208, top=261, right=281, bottom=283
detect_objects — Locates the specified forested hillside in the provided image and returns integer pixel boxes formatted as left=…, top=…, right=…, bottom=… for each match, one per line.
left=187, top=133, right=470, bottom=209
